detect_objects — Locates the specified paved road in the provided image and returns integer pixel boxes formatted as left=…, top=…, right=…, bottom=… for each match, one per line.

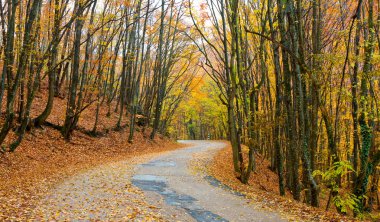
left=33, top=140, right=285, bottom=221
left=132, top=140, right=286, bottom=222
left=32, top=155, right=171, bottom=221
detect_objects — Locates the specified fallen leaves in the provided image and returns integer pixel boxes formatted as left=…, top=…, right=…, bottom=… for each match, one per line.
left=32, top=157, right=167, bottom=221
left=208, top=144, right=362, bottom=222
left=0, top=88, right=183, bottom=221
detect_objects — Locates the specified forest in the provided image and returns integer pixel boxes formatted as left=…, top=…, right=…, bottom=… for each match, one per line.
left=0, top=0, right=379, bottom=220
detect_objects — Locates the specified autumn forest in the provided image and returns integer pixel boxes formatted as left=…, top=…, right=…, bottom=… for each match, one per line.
left=0, top=0, right=380, bottom=220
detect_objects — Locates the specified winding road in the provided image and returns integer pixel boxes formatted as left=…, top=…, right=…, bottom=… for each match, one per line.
left=33, top=141, right=285, bottom=221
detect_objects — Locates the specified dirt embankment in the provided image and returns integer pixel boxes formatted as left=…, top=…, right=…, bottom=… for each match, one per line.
left=209, top=144, right=360, bottom=222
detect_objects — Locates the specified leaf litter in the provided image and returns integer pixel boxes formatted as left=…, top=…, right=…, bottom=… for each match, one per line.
left=0, top=88, right=185, bottom=221
left=206, top=143, right=364, bottom=222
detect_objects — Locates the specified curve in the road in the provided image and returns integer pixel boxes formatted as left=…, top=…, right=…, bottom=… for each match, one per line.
left=132, top=140, right=286, bottom=222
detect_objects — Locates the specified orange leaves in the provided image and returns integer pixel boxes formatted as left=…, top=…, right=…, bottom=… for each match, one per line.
left=0, top=95, right=182, bottom=220
left=122, top=0, right=132, bottom=8
left=209, top=146, right=356, bottom=222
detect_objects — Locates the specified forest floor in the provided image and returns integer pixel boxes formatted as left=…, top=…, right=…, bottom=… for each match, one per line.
left=208, top=144, right=370, bottom=222
left=0, top=83, right=183, bottom=220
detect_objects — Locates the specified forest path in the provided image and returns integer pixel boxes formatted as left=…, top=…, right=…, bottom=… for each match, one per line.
left=32, top=141, right=285, bottom=221
left=132, top=140, right=285, bottom=222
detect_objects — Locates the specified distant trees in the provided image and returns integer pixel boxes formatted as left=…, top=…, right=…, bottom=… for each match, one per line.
left=170, top=76, right=227, bottom=140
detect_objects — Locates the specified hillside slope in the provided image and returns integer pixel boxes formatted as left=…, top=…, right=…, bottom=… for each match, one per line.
left=209, top=145, right=361, bottom=221
left=0, top=85, right=181, bottom=220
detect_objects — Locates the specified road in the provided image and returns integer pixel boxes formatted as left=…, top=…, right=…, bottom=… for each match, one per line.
left=33, top=140, right=285, bottom=221
left=132, top=140, right=285, bottom=222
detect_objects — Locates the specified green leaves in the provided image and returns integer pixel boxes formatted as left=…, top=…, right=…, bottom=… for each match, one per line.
left=313, top=160, right=355, bottom=183
left=333, top=193, right=361, bottom=214
left=314, top=161, right=360, bottom=213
